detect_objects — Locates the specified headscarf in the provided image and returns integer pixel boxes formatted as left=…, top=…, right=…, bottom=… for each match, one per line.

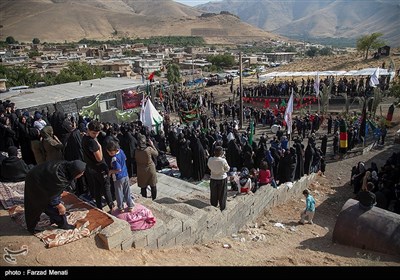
left=137, top=134, right=147, bottom=150
left=66, top=160, right=86, bottom=179
left=371, top=171, right=378, bottom=181
left=7, top=146, right=18, bottom=157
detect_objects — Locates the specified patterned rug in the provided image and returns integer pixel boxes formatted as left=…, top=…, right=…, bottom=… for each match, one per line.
left=0, top=181, right=25, bottom=209
left=8, top=191, right=114, bottom=248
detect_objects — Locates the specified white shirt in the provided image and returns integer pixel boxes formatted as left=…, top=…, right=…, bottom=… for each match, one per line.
left=207, top=156, right=230, bottom=180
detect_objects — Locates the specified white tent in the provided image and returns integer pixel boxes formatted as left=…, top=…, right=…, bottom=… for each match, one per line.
left=259, top=68, right=393, bottom=80
left=140, top=98, right=163, bottom=131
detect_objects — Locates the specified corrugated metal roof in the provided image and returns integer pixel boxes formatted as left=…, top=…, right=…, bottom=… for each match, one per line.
left=1, top=77, right=145, bottom=109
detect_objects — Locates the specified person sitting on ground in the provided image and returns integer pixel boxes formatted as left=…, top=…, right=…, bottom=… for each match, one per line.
left=239, top=167, right=252, bottom=194
left=0, top=146, right=33, bottom=182
left=357, top=182, right=377, bottom=211
left=249, top=168, right=259, bottom=193
left=258, top=161, right=273, bottom=187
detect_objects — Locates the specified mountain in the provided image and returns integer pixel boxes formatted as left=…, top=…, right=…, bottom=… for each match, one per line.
left=0, top=0, right=282, bottom=44
left=196, top=0, right=400, bottom=46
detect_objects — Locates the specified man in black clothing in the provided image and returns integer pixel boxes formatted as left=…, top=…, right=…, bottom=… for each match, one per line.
left=82, top=120, right=114, bottom=211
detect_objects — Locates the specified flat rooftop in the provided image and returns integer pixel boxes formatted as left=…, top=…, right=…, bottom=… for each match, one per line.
left=1, top=77, right=145, bottom=110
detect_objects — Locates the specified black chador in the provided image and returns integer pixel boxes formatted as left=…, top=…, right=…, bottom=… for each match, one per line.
left=304, top=142, right=314, bottom=175
left=294, top=142, right=304, bottom=180
left=320, top=135, right=328, bottom=156
left=168, top=131, right=179, bottom=157
left=226, top=139, right=242, bottom=170
left=190, top=135, right=207, bottom=181
left=288, top=147, right=298, bottom=182
left=178, top=140, right=193, bottom=180
left=24, top=160, right=86, bottom=233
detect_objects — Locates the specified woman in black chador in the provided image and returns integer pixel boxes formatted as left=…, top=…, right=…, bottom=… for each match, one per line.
left=304, top=139, right=315, bottom=175
left=178, top=139, right=193, bottom=180
left=24, top=160, right=86, bottom=234
left=294, top=141, right=304, bottom=180
left=190, top=133, right=207, bottom=181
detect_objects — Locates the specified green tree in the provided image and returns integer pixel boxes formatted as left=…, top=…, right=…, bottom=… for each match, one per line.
left=305, top=47, right=318, bottom=57
left=319, top=47, right=332, bottom=56
left=3, top=65, right=40, bottom=87
left=284, top=46, right=296, bottom=52
left=55, top=61, right=104, bottom=84
left=28, top=50, right=42, bottom=59
left=166, top=64, right=181, bottom=89
left=356, top=33, right=385, bottom=60
left=6, top=36, right=16, bottom=44
left=207, top=54, right=235, bottom=68
left=32, top=38, right=40, bottom=44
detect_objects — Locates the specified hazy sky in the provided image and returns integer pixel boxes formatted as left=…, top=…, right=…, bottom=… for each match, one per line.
left=174, top=0, right=221, bottom=6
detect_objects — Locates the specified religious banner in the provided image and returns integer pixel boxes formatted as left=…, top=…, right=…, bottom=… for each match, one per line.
left=179, top=107, right=200, bottom=123
left=121, top=89, right=143, bottom=110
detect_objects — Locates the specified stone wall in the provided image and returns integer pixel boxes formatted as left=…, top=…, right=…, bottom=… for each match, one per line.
left=98, top=173, right=317, bottom=250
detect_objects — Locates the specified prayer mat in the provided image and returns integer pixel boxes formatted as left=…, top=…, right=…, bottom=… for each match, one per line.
left=0, top=181, right=25, bottom=209
left=8, top=191, right=114, bottom=248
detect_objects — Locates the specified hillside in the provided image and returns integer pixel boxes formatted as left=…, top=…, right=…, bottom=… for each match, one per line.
left=0, top=0, right=282, bottom=44
left=196, top=0, right=400, bottom=46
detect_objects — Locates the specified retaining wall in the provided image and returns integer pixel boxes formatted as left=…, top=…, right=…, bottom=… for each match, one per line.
left=98, top=173, right=317, bottom=250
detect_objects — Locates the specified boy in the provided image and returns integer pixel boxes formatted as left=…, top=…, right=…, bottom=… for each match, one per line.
left=299, top=189, right=316, bottom=225
left=106, top=140, right=134, bottom=212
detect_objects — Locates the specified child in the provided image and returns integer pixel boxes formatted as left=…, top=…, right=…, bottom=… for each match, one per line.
left=299, top=189, right=315, bottom=225
left=106, top=140, right=134, bottom=212
left=249, top=168, right=259, bottom=193
left=239, top=167, right=252, bottom=194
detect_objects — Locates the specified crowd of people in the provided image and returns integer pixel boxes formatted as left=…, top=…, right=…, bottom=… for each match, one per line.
left=0, top=86, right=392, bottom=233
left=351, top=152, right=400, bottom=214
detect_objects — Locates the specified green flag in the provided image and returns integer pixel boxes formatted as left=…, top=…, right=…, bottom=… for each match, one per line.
left=248, top=119, right=254, bottom=145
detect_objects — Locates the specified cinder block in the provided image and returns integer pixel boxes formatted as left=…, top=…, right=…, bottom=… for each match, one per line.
left=147, top=235, right=159, bottom=249
left=166, top=218, right=184, bottom=241
left=157, top=232, right=176, bottom=248
left=145, top=219, right=166, bottom=242
left=131, top=232, right=148, bottom=249
left=175, top=227, right=192, bottom=245
left=98, top=218, right=132, bottom=250
left=121, top=234, right=136, bottom=250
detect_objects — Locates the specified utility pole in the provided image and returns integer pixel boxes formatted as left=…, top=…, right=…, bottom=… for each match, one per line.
left=192, top=52, right=195, bottom=83
left=239, top=52, right=244, bottom=129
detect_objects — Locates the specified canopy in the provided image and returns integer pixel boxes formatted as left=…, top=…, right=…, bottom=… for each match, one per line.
left=259, top=68, right=394, bottom=82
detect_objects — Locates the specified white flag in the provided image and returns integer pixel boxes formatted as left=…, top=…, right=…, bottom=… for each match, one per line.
left=369, top=67, right=380, bottom=87
left=284, top=92, right=294, bottom=135
left=314, top=72, right=320, bottom=96
left=140, top=96, right=147, bottom=124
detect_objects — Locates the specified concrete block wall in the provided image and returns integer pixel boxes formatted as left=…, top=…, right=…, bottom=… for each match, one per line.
left=98, top=172, right=316, bottom=250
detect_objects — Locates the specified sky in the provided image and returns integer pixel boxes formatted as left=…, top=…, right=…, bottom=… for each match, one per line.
left=173, top=0, right=222, bottom=6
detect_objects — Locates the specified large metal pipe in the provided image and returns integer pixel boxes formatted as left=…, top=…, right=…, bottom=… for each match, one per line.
left=332, top=199, right=400, bottom=256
